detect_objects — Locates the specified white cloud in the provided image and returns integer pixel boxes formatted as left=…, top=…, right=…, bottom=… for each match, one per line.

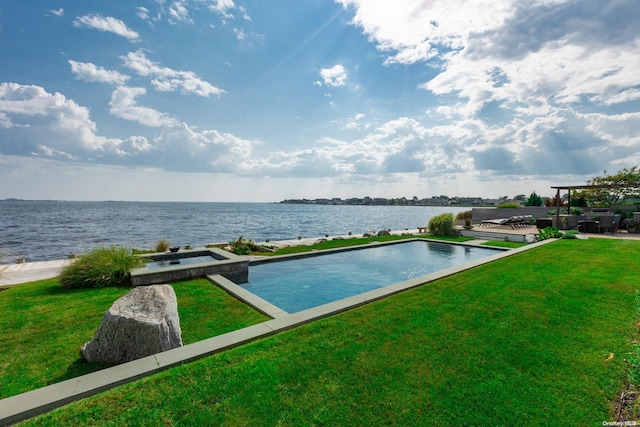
left=168, top=1, right=193, bottom=24
left=109, top=86, right=177, bottom=127
left=148, top=122, right=255, bottom=172
left=0, top=83, right=256, bottom=173
left=243, top=117, right=448, bottom=178
left=335, top=0, right=640, bottom=179
left=136, top=7, right=149, bottom=20
left=233, top=28, right=245, bottom=41
left=68, top=60, right=130, bottom=85
left=209, top=0, right=236, bottom=18
left=338, top=0, right=513, bottom=65
left=239, top=6, right=252, bottom=21
left=74, top=14, right=140, bottom=41
left=0, top=83, right=121, bottom=153
left=121, top=50, right=225, bottom=97
left=319, top=65, right=348, bottom=87
left=50, top=9, right=64, bottom=17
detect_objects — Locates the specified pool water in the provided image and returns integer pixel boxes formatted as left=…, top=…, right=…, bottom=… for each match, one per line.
left=145, top=255, right=217, bottom=269
left=243, top=241, right=498, bottom=313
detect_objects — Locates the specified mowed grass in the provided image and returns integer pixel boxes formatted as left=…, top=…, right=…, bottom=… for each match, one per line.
left=0, top=278, right=268, bottom=400
left=16, top=238, right=640, bottom=426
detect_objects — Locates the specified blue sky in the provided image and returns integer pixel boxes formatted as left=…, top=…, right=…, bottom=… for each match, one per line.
left=1, top=0, right=639, bottom=202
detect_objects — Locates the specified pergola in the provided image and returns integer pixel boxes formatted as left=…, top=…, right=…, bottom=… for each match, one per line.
left=549, top=184, right=631, bottom=226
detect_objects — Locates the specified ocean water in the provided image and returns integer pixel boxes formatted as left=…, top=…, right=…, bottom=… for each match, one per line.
left=0, top=201, right=466, bottom=263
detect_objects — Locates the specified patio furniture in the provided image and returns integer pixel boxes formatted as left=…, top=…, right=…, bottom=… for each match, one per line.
left=535, top=218, right=552, bottom=229
left=479, top=215, right=533, bottom=229
left=578, top=220, right=599, bottom=233
left=598, top=215, right=615, bottom=235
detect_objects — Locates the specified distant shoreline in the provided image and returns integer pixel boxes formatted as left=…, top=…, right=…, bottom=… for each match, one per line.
left=279, top=197, right=497, bottom=207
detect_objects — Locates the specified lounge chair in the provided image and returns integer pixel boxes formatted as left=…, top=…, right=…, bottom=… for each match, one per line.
left=479, top=215, right=533, bottom=229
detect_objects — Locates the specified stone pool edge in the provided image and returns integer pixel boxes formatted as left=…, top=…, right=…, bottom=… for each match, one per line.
left=0, top=238, right=555, bottom=426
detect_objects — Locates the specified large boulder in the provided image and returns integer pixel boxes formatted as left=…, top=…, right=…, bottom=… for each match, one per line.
left=81, top=284, right=182, bottom=365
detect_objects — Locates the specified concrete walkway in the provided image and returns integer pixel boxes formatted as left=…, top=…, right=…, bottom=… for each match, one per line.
left=0, top=238, right=553, bottom=425
left=0, top=259, right=73, bottom=287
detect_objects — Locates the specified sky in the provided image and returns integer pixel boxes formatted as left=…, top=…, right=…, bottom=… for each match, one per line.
left=0, top=0, right=639, bottom=202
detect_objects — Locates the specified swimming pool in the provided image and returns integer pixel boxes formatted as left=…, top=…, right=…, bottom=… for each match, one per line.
left=243, top=241, right=500, bottom=313
left=145, top=255, right=217, bottom=269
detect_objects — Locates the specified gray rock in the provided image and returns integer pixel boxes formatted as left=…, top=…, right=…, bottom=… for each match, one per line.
left=377, top=230, right=391, bottom=236
left=313, top=238, right=327, bottom=245
left=81, top=285, right=182, bottom=365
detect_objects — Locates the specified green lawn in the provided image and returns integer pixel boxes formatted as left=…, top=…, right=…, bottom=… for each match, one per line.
left=12, top=238, right=640, bottom=426
left=0, top=278, right=268, bottom=399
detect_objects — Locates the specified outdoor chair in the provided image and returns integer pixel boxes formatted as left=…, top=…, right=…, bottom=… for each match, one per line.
left=598, top=215, right=615, bottom=235
left=479, top=215, right=533, bottom=229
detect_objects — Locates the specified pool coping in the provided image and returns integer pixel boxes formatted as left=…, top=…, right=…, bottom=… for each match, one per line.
left=0, top=238, right=554, bottom=425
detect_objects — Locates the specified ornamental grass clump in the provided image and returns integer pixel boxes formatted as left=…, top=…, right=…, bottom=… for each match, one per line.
left=59, top=246, right=145, bottom=289
left=428, top=212, right=455, bottom=236
left=155, top=239, right=170, bottom=252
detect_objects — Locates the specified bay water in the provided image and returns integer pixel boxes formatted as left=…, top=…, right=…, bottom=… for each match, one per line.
left=0, top=201, right=466, bottom=263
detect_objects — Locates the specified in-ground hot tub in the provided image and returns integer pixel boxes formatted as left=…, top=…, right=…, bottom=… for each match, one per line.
left=131, top=248, right=248, bottom=286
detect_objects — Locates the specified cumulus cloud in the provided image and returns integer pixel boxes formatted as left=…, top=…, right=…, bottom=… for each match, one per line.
left=121, top=50, right=225, bottom=97
left=241, top=117, right=460, bottom=178
left=319, top=65, right=348, bottom=87
left=0, top=83, right=121, bottom=155
left=338, top=0, right=512, bottom=65
left=68, top=60, right=130, bottom=85
left=335, top=0, right=640, bottom=180
left=109, top=86, right=177, bottom=127
left=145, top=122, right=255, bottom=172
left=50, top=9, right=64, bottom=17
left=0, top=83, right=258, bottom=173
left=74, top=14, right=140, bottom=41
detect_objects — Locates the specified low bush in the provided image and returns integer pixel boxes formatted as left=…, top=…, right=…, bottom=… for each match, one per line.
left=59, top=246, right=145, bottom=289
left=547, top=207, right=584, bottom=215
left=428, top=213, right=455, bottom=236
left=496, top=202, right=521, bottom=208
left=155, top=239, right=170, bottom=252
left=538, top=226, right=563, bottom=241
left=455, top=210, right=472, bottom=221
left=561, top=230, right=579, bottom=239
left=228, top=236, right=256, bottom=255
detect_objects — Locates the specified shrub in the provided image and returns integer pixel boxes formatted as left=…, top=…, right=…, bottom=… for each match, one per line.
left=548, top=207, right=584, bottom=216
left=59, top=246, right=144, bottom=289
left=496, top=202, right=521, bottom=208
left=228, top=236, right=257, bottom=255
left=155, top=239, right=170, bottom=252
left=524, top=191, right=543, bottom=206
left=428, top=213, right=455, bottom=236
left=455, top=210, right=472, bottom=221
left=538, top=227, right=563, bottom=241
left=561, top=230, right=579, bottom=239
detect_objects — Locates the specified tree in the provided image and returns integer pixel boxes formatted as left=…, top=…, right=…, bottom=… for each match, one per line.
left=524, top=191, right=543, bottom=206
left=545, top=193, right=565, bottom=207
left=513, top=194, right=527, bottom=203
left=574, top=167, right=640, bottom=207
